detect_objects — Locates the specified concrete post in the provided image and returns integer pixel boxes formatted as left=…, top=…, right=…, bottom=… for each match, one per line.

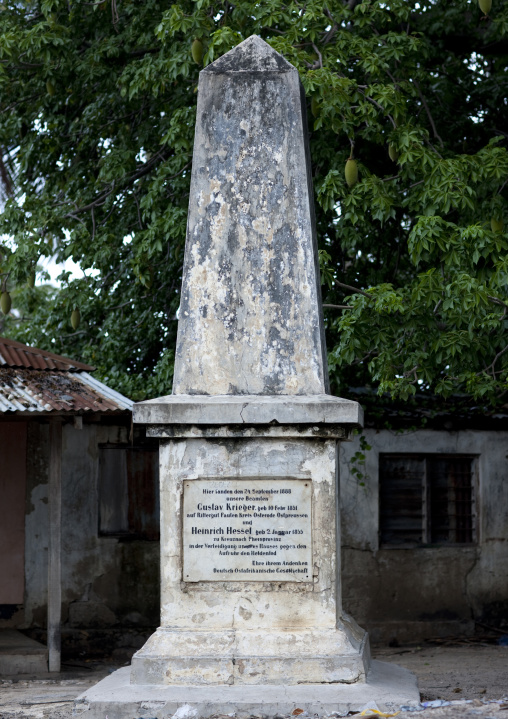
left=48, top=418, right=62, bottom=672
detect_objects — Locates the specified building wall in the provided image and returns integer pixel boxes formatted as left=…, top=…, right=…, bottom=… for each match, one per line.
left=340, top=429, right=508, bottom=644
left=19, top=420, right=159, bottom=656
left=6, top=420, right=506, bottom=650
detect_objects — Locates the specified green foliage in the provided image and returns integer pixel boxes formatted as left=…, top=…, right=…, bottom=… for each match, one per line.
left=349, top=431, right=372, bottom=486
left=0, top=0, right=507, bottom=401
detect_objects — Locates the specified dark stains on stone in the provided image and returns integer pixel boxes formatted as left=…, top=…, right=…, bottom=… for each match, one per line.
left=173, top=36, right=329, bottom=396
left=204, top=36, right=293, bottom=74
left=227, top=226, right=240, bottom=255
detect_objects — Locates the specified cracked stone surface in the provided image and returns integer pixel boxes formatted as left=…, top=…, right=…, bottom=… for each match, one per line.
left=172, top=35, right=328, bottom=397
left=133, top=394, right=363, bottom=428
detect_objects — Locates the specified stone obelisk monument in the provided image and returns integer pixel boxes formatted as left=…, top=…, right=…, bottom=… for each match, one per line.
left=78, top=36, right=418, bottom=717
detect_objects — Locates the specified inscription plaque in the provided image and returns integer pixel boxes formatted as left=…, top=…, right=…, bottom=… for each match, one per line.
left=183, top=478, right=312, bottom=582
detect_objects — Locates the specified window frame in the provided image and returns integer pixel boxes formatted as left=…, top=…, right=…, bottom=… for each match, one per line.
left=378, top=452, right=479, bottom=549
left=98, top=443, right=160, bottom=541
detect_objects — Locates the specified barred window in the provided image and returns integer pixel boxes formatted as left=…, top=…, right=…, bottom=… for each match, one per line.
left=379, top=454, right=476, bottom=547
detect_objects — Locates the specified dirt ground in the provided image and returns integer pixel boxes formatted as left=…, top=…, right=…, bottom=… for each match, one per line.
left=0, top=644, right=506, bottom=719
left=377, top=644, right=508, bottom=702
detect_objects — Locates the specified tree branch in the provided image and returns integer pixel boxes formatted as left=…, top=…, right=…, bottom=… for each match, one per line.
left=63, top=151, right=171, bottom=217
left=0, top=153, right=13, bottom=197
left=488, top=295, right=508, bottom=309
left=497, top=176, right=508, bottom=195
left=0, top=92, right=43, bottom=115
left=132, top=192, right=144, bottom=230
left=359, top=90, right=397, bottom=129
left=311, top=43, right=323, bottom=69
left=352, top=350, right=377, bottom=365
left=414, top=80, right=444, bottom=148
left=336, top=281, right=372, bottom=298
left=403, top=365, right=418, bottom=379
left=108, top=295, right=148, bottom=311
left=477, top=344, right=508, bottom=378
left=321, top=11, right=338, bottom=45
left=323, top=303, right=353, bottom=309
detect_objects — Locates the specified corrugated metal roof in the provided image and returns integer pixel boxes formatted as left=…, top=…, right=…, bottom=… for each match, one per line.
left=0, top=336, right=94, bottom=372
left=0, top=336, right=132, bottom=415
left=79, top=372, right=134, bottom=412
left=0, top=367, right=133, bottom=414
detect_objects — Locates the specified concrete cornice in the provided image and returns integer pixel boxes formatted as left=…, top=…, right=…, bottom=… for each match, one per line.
left=133, top=394, right=363, bottom=428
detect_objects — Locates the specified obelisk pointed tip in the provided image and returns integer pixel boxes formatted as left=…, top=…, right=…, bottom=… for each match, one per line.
left=204, top=35, right=294, bottom=74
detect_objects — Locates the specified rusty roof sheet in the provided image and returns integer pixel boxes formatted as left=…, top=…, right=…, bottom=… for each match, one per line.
left=0, top=368, right=133, bottom=414
left=0, top=336, right=94, bottom=372
left=0, top=336, right=132, bottom=414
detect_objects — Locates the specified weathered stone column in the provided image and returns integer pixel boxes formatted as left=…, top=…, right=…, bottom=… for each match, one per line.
left=172, top=34, right=328, bottom=397
left=131, top=35, right=368, bottom=686
left=77, top=36, right=419, bottom=717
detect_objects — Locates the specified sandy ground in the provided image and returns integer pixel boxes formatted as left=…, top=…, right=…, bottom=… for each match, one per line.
left=0, top=644, right=506, bottom=718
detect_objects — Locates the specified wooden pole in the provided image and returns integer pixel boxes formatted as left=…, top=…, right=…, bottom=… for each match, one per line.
left=48, top=418, right=62, bottom=672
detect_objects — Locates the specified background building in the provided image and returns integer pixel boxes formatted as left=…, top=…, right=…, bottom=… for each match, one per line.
left=0, top=337, right=159, bottom=673
left=340, top=395, right=508, bottom=644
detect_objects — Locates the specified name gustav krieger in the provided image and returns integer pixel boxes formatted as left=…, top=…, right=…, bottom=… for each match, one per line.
left=197, top=503, right=258, bottom=511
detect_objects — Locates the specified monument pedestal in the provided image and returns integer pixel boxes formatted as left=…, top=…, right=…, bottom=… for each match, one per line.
left=129, top=395, right=369, bottom=688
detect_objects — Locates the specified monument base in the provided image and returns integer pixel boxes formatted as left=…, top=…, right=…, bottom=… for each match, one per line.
left=74, top=660, right=420, bottom=718
left=130, top=621, right=370, bottom=685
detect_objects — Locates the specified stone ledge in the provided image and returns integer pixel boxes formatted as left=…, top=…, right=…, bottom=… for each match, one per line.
left=146, top=424, right=352, bottom=439
left=74, top=660, right=419, bottom=718
left=133, top=395, right=363, bottom=428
